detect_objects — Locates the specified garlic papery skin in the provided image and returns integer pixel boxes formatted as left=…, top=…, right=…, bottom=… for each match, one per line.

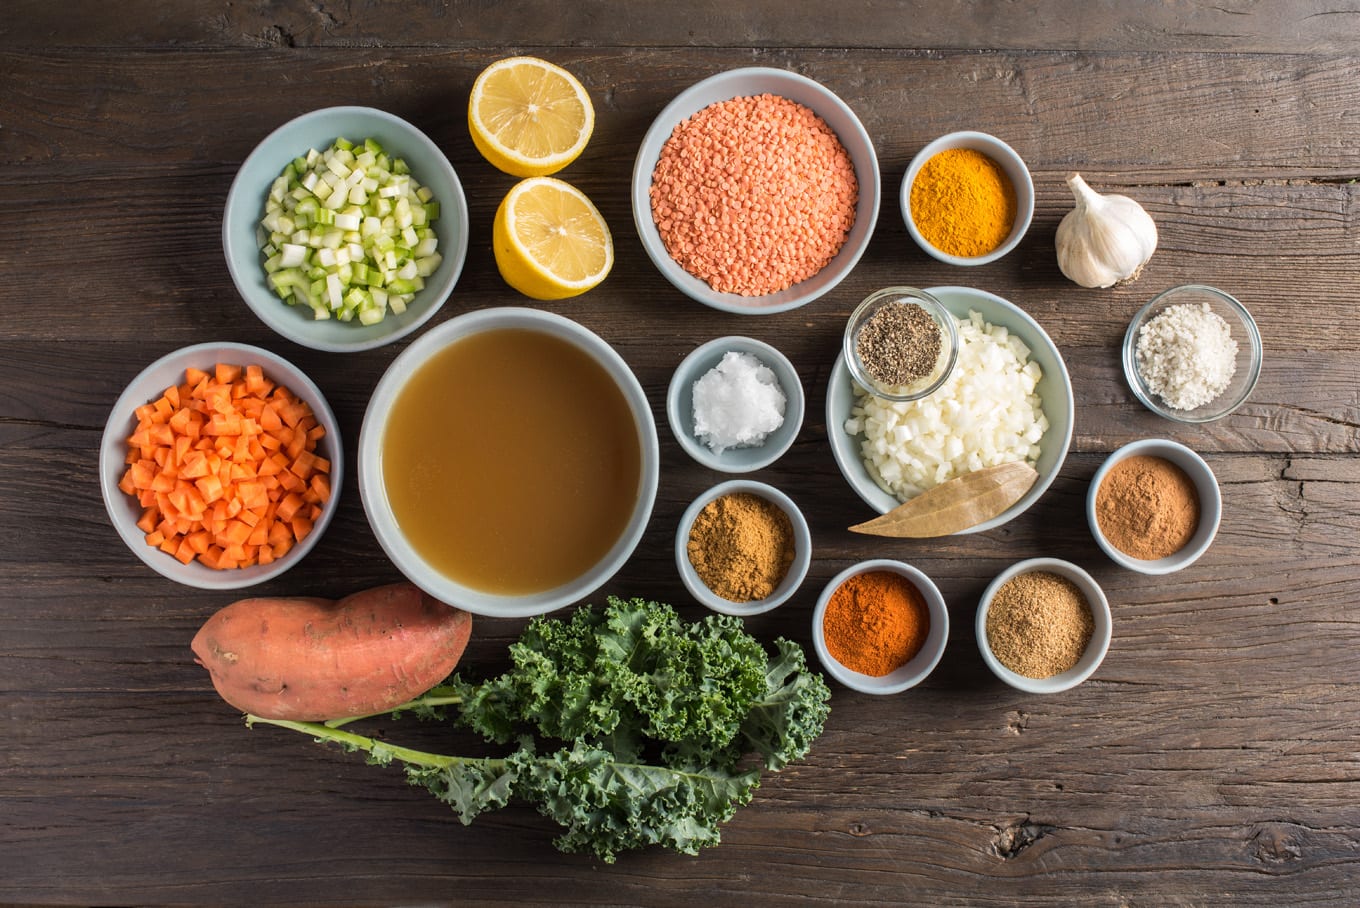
left=1055, top=172, right=1158, bottom=288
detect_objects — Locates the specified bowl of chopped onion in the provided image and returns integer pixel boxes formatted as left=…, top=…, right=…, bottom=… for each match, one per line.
left=224, top=106, right=470, bottom=352
left=826, top=286, right=1073, bottom=534
left=1122, top=284, right=1263, bottom=423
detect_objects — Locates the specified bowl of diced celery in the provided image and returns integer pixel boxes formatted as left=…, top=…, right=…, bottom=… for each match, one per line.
left=224, top=106, right=469, bottom=352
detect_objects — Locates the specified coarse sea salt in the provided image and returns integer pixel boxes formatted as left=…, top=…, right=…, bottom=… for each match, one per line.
left=692, top=351, right=787, bottom=453
left=1135, top=301, right=1238, bottom=411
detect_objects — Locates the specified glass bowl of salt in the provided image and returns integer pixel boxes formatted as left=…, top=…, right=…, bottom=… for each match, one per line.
left=666, top=335, right=805, bottom=473
left=1123, top=284, right=1263, bottom=423
left=843, top=286, right=959, bottom=402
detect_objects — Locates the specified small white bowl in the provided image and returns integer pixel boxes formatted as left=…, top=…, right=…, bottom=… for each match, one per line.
left=358, top=307, right=659, bottom=618
left=666, top=336, right=805, bottom=473
left=976, top=558, right=1112, bottom=694
left=99, top=342, right=343, bottom=589
left=631, top=66, right=880, bottom=314
left=901, top=131, right=1034, bottom=266
left=675, top=480, right=812, bottom=616
left=827, top=285, right=1074, bottom=533
left=1122, top=284, right=1263, bottom=423
left=812, top=559, right=949, bottom=695
left=224, top=106, right=470, bottom=352
left=1087, top=439, right=1222, bottom=574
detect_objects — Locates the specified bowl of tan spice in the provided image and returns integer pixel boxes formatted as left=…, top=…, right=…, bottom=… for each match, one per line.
left=1087, top=438, right=1222, bottom=574
left=675, top=479, right=812, bottom=616
left=977, top=558, right=1112, bottom=694
left=812, top=559, right=949, bottom=695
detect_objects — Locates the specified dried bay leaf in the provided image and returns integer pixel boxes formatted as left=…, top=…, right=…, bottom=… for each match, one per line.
left=849, top=462, right=1040, bottom=538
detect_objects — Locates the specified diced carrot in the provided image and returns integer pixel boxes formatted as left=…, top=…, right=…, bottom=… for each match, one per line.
left=118, top=361, right=328, bottom=572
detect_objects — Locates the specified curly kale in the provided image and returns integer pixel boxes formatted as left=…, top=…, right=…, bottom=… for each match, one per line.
left=247, top=597, right=831, bottom=863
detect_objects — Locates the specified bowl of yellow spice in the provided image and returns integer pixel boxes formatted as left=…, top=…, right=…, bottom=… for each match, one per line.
left=676, top=479, right=812, bottom=616
left=902, top=131, right=1034, bottom=266
left=977, top=558, right=1112, bottom=694
left=812, top=559, right=949, bottom=695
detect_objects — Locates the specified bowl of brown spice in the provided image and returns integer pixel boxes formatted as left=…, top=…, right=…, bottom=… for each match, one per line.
left=1087, top=438, right=1222, bottom=574
left=977, top=558, right=1112, bottom=694
left=675, top=479, right=812, bottom=616
left=812, top=559, right=949, bottom=695
left=843, top=286, right=959, bottom=402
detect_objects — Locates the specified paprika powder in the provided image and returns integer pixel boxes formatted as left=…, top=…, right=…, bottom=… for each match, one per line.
left=822, top=569, right=929, bottom=676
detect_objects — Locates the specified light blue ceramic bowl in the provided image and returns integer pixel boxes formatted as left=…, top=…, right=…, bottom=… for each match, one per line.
left=99, top=342, right=342, bottom=589
left=666, top=336, right=805, bottom=473
left=826, top=286, right=1074, bottom=534
left=631, top=67, right=880, bottom=314
left=223, top=106, right=469, bottom=352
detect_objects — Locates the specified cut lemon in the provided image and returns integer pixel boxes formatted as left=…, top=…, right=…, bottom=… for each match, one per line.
left=493, top=177, right=613, bottom=300
left=469, top=56, right=594, bottom=178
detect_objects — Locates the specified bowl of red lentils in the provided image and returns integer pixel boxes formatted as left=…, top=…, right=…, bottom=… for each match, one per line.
left=812, top=559, right=950, bottom=695
left=901, top=131, right=1034, bottom=266
left=631, top=67, right=880, bottom=314
left=976, top=557, right=1112, bottom=694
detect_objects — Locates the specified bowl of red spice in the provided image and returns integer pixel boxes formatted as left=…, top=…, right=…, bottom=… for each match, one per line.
left=812, top=559, right=949, bottom=695
left=1087, top=438, right=1222, bottom=575
left=976, top=558, right=1112, bottom=694
left=675, top=479, right=812, bottom=616
left=901, top=131, right=1034, bottom=266
left=632, top=66, right=880, bottom=314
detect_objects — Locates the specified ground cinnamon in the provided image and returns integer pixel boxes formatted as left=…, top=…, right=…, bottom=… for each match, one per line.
left=1095, top=454, right=1200, bottom=560
left=822, top=570, right=929, bottom=676
left=686, top=492, right=794, bottom=602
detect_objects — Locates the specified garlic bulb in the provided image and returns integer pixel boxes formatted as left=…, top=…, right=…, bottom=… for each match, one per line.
left=1055, top=172, right=1157, bottom=288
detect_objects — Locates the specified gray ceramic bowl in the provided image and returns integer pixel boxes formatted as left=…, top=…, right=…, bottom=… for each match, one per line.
left=675, top=479, right=812, bottom=616
left=223, top=106, right=470, bottom=352
left=1087, top=438, right=1222, bottom=574
left=976, top=557, right=1112, bottom=694
left=666, top=336, right=805, bottom=473
left=358, top=307, right=659, bottom=618
left=99, top=342, right=342, bottom=589
left=811, top=559, right=949, bottom=695
left=901, top=131, right=1035, bottom=266
left=1122, top=284, right=1263, bottom=423
left=827, top=285, right=1074, bottom=533
left=631, top=66, right=880, bottom=314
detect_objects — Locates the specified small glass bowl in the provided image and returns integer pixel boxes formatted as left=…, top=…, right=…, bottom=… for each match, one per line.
left=1122, top=284, right=1263, bottom=423
left=843, top=287, right=958, bottom=402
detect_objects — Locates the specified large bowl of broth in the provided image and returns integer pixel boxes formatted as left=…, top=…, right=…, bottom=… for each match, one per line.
left=358, top=307, right=660, bottom=617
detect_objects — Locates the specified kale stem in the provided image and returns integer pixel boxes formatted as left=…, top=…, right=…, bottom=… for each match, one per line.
left=320, top=688, right=466, bottom=728
left=245, top=714, right=495, bottom=772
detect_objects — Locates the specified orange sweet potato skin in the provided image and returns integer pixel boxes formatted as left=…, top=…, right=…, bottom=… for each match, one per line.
left=191, top=582, right=472, bottom=721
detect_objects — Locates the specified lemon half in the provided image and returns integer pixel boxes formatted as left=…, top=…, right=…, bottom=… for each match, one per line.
left=469, top=56, right=594, bottom=178
left=493, top=177, right=613, bottom=300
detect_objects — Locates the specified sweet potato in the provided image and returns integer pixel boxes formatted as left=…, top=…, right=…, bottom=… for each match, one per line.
left=191, top=582, right=472, bottom=721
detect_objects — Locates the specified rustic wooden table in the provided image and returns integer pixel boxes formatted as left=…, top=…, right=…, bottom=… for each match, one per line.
left=4, top=3, right=1359, bottom=904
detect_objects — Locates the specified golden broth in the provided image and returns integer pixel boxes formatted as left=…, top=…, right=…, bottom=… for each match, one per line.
left=382, top=327, right=642, bottom=595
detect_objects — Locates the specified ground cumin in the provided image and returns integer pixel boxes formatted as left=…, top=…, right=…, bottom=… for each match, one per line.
left=822, top=570, right=929, bottom=676
left=986, top=571, right=1093, bottom=679
left=1095, top=454, right=1200, bottom=560
left=686, top=492, right=794, bottom=602
left=910, top=147, right=1016, bottom=258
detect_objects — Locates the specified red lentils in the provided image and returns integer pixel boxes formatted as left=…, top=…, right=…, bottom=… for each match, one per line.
left=649, top=93, right=859, bottom=297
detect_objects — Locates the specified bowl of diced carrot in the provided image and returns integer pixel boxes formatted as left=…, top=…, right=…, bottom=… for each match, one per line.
left=631, top=66, right=880, bottom=315
left=99, top=342, right=342, bottom=589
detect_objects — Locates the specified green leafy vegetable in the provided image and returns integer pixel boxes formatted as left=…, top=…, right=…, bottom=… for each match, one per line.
left=247, top=597, right=831, bottom=863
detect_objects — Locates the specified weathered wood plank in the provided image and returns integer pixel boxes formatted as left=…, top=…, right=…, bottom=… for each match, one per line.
left=6, top=0, right=1360, bottom=56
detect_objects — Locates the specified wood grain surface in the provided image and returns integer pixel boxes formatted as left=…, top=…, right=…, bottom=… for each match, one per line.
left=3, top=3, right=1359, bottom=905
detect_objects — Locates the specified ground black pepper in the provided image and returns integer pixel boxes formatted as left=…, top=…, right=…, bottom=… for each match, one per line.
left=855, top=301, right=943, bottom=386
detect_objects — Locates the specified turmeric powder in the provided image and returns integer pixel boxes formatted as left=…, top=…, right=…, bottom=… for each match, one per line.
left=910, top=148, right=1016, bottom=258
